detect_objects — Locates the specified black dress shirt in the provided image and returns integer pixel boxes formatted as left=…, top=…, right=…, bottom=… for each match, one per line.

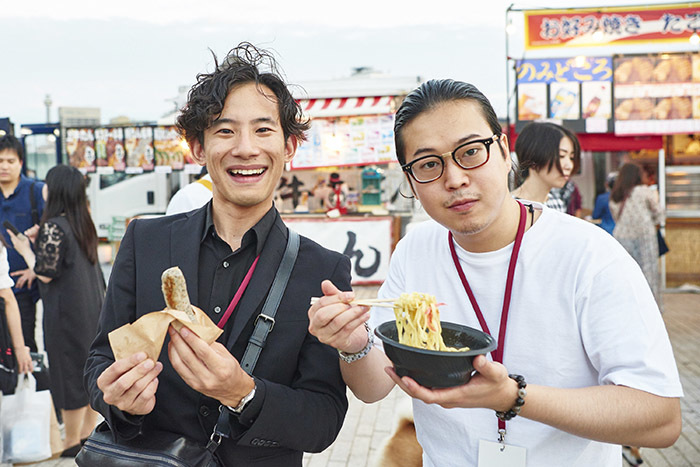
left=197, top=202, right=276, bottom=344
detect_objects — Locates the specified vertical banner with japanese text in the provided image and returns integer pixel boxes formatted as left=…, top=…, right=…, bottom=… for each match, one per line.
left=66, top=128, right=96, bottom=173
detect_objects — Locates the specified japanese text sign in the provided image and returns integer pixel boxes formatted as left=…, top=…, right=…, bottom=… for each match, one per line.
left=516, top=57, right=612, bottom=83
left=282, top=217, right=392, bottom=284
left=525, top=3, right=700, bottom=50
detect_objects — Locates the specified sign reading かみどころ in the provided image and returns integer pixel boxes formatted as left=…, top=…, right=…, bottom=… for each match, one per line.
left=524, top=3, right=700, bottom=50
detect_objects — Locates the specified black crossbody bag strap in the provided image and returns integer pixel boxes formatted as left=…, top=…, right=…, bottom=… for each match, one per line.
left=240, top=229, right=300, bottom=374
left=209, top=229, right=300, bottom=448
left=29, top=182, right=40, bottom=225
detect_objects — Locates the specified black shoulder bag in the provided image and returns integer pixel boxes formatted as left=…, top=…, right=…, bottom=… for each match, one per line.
left=76, top=230, right=300, bottom=467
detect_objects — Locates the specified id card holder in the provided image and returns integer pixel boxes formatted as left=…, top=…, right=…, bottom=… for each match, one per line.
left=478, top=439, right=526, bottom=467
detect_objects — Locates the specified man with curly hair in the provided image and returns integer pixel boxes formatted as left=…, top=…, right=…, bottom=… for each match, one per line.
left=85, top=43, right=351, bottom=465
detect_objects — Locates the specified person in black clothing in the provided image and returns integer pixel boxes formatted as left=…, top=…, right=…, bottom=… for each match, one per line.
left=10, top=165, right=104, bottom=455
left=83, top=43, right=351, bottom=465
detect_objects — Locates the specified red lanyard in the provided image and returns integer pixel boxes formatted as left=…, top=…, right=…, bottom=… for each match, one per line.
left=217, top=255, right=260, bottom=328
left=448, top=201, right=526, bottom=432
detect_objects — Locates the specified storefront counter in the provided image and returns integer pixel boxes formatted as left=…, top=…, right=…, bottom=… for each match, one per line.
left=665, top=217, right=700, bottom=288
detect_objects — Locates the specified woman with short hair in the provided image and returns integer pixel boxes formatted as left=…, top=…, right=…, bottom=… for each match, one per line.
left=511, top=121, right=581, bottom=210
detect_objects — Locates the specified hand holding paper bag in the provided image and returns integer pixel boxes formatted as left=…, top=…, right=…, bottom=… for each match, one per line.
left=107, top=267, right=223, bottom=362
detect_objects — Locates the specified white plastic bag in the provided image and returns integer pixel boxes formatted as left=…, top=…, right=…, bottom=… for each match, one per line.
left=0, top=373, right=51, bottom=463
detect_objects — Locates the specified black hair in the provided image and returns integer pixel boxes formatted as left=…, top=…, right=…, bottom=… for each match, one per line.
left=514, top=122, right=581, bottom=184
left=394, top=79, right=502, bottom=165
left=42, top=165, right=98, bottom=264
left=611, top=163, right=643, bottom=203
left=0, top=134, right=24, bottom=162
left=176, top=42, right=309, bottom=147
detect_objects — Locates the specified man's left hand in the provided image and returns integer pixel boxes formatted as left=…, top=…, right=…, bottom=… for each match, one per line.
left=11, top=268, right=36, bottom=289
left=167, top=324, right=254, bottom=407
left=385, top=355, right=517, bottom=412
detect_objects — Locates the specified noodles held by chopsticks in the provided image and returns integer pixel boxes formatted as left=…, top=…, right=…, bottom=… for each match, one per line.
left=393, top=292, right=468, bottom=352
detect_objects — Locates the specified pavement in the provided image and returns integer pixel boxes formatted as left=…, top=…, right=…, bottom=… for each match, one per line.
left=20, top=290, right=700, bottom=467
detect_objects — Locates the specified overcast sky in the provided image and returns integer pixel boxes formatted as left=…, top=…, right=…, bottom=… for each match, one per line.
left=1, top=0, right=689, bottom=129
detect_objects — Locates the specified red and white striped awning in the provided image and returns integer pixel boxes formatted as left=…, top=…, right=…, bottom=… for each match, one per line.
left=298, top=96, right=395, bottom=118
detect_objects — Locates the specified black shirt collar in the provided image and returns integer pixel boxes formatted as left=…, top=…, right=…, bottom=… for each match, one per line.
left=201, top=202, right=278, bottom=256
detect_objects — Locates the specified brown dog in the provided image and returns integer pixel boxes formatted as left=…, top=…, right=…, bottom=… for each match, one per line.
left=373, top=401, right=423, bottom=467
left=622, top=445, right=643, bottom=466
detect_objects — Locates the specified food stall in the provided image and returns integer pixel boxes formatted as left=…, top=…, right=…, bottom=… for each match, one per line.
left=509, top=3, right=700, bottom=288
left=280, top=71, right=422, bottom=283
left=64, top=123, right=198, bottom=239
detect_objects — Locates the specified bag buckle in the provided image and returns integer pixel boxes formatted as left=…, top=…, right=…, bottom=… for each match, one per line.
left=255, top=313, right=275, bottom=331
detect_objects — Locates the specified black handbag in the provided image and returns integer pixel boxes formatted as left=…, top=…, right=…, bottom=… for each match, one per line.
left=79, top=422, right=220, bottom=467
left=657, top=229, right=669, bottom=257
left=0, top=296, right=18, bottom=395
left=76, top=230, right=300, bottom=467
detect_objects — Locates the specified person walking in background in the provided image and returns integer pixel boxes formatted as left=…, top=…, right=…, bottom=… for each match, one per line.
left=592, top=172, right=617, bottom=235
left=510, top=122, right=580, bottom=210
left=609, top=163, right=664, bottom=308
left=10, top=165, right=105, bottom=457
left=0, top=135, right=45, bottom=353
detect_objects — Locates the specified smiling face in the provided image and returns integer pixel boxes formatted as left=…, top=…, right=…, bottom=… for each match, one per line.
left=403, top=100, right=518, bottom=250
left=537, top=135, right=575, bottom=190
left=191, top=82, right=295, bottom=216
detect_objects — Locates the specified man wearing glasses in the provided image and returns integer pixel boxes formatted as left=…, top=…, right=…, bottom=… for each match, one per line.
left=308, top=79, right=682, bottom=466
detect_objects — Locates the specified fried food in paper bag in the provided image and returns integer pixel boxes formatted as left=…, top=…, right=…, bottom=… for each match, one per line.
left=108, top=267, right=223, bottom=362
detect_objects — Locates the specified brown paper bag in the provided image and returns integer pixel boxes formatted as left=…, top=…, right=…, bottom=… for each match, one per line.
left=108, top=306, right=223, bottom=362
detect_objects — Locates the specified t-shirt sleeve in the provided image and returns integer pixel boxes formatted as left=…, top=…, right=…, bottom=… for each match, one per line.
left=0, top=247, right=15, bottom=289
left=576, top=248, right=683, bottom=397
left=34, top=221, right=66, bottom=279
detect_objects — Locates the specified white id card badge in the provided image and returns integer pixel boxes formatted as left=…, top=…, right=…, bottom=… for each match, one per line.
left=478, top=439, right=526, bottom=467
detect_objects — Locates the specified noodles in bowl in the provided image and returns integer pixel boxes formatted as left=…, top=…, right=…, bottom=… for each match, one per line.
left=393, top=292, right=468, bottom=352
left=374, top=292, right=497, bottom=388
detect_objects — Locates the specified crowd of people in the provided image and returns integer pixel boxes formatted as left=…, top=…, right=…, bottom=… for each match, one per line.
left=0, top=136, right=105, bottom=459
left=0, top=42, right=681, bottom=467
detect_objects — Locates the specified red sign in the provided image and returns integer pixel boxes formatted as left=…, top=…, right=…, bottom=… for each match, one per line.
left=525, top=3, right=700, bottom=50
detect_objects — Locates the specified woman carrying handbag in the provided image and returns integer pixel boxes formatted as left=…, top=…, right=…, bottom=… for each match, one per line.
left=609, top=163, right=665, bottom=309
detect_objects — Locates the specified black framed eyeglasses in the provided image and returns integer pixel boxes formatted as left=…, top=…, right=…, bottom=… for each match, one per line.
left=401, top=134, right=500, bottom=184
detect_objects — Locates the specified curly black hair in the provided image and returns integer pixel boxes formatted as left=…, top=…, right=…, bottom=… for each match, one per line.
left=176, top=42, right=309, bottom=146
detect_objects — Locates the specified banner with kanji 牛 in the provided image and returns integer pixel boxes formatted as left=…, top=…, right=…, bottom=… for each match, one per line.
left=525, top=3, right=700, bottom=50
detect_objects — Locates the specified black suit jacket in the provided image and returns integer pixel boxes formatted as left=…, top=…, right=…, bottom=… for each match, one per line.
left=84, top=205, right=351, bottom=466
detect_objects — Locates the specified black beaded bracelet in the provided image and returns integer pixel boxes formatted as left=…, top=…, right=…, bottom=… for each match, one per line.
left=495, top=374, right=527, bottom=422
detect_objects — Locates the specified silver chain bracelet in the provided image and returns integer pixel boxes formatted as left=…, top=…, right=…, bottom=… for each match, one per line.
left=338, top=322, right=374, bottom=363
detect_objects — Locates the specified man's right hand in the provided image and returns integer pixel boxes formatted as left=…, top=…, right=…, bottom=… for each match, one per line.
left=308, top=280, right=370, bottom=354
left=97, top=352, right=163, bottom=416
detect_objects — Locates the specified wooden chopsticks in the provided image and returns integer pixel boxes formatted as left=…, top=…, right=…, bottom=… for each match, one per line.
left=309, top=297, right=398, bottom=308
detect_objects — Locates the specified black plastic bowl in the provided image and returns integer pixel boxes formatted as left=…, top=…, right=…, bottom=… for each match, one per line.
left=374, top=320, right=497, bottom=388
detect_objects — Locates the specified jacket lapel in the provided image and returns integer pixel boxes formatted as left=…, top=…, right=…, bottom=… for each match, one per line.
left=225, top=217, right=288, bottom=349
left=169, top=208, right=207, bottom=307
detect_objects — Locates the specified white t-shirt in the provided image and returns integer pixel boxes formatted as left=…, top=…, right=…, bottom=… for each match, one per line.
left=165, top=174, right=213, bottom=215
left=369, top=203, right=682, bottom=467
left=0, top=247, right=14, bottom=289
